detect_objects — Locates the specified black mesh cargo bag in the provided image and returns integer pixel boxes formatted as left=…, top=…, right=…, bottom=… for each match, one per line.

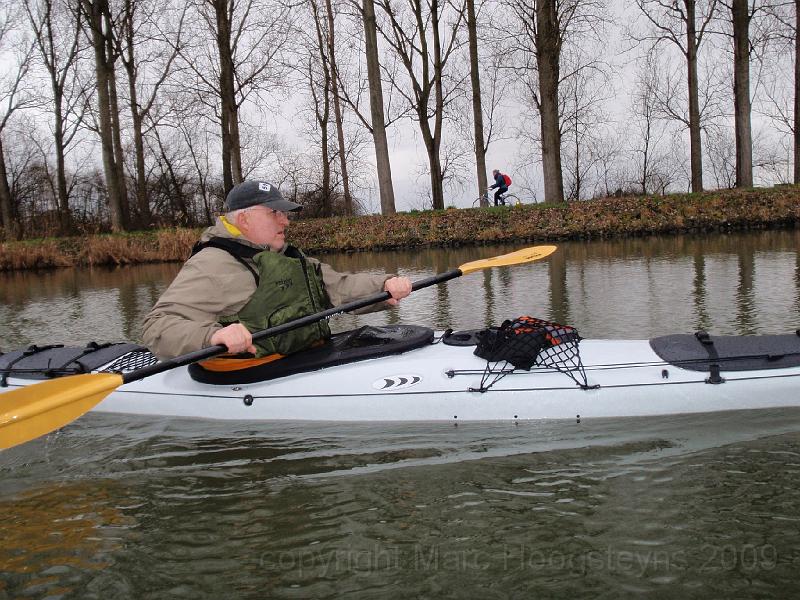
left=473, top=316, right=590, bottom=391
left=475, top=316, right=579, bottom=370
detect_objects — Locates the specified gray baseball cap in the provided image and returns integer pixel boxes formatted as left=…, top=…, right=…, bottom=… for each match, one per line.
left=224, top=180, right=302, bottom=212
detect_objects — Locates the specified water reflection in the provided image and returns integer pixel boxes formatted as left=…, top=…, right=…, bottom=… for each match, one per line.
left=0, top=480, right=131, bottom=597
left=691, top=253, right=711, bottom=332
left=736, top=245, right=756, bottom=334
left=548, top=248, right=570, bottom=325
left=1, top=230, right=799, bottom=350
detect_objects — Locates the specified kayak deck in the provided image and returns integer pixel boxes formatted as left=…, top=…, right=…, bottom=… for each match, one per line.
left=60, top=339, right=800, bottom=420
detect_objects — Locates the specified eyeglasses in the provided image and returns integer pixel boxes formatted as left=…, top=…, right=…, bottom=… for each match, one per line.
left=250, top=206, right=295, bottom=220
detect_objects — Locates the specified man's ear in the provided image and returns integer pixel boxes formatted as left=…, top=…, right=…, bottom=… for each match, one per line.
left=233, top=210, right=249, bottom=234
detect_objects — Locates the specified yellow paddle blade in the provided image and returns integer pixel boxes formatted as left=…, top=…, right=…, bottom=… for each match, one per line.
left=0, top=373, right=123, bottom=450
left=458, top=245, right=557, bottom=275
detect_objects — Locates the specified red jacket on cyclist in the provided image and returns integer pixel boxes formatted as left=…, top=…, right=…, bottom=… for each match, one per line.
left=490, top=169, right=510, bottom=206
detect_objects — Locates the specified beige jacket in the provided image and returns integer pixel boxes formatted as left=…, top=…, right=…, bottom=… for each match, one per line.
left=141, top=218, right=393, bottom=359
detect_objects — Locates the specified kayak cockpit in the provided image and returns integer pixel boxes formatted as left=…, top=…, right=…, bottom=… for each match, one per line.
left=188, top=325, right=435, bottom=384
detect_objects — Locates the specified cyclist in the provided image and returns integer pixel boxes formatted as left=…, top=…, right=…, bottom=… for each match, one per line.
left=490, top=169, right=512, bottom=206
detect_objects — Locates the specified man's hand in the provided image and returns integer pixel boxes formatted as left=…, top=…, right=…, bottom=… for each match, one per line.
left=210, top=323, right=256, bottom=354
left=384, top=276, right=413, bottom=306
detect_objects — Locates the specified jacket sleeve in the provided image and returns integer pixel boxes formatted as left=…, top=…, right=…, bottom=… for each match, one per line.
left=317, top=260, right=394, bottom=314
left=141, top=249, right=255, bottom=359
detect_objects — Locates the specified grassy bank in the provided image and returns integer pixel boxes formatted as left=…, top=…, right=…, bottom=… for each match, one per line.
left=2, top=186, right=799, bottom=271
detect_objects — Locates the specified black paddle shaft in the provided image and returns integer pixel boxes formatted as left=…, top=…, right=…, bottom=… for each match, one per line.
left=122, top=268, right=463, bottom=385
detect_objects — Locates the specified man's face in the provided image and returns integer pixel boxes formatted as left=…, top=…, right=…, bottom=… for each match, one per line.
left=237, top=205, right=291, bottom=251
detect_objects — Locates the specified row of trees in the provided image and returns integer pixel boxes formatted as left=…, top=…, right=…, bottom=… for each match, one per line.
left=0, top=0, right=798, bottom=240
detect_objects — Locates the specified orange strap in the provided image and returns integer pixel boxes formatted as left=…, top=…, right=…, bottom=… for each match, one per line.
left=199, top=353, right=285, bottom=372
left=197, top=339, right=327, bottom=372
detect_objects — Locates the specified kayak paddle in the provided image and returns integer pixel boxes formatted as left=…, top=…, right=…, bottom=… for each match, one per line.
left=0, top=244, right=557, bottom=449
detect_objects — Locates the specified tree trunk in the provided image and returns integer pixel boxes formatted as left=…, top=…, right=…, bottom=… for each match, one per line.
left=52, top=97, right=72, bottom=233
left=311, top=0, right=333, bottom=216
left=28, top=0, right=82, bottom=235
left=122, top=0, right=151, bottom=228
left=685, top=0, right=703, bottom=192
left=214, top=0, right=242, bottom=193
left=430, top=0, right=445, bottom=210
left=795, top=0, right=799, bottom=183
left=130, top=108, right=149, bottom=227
left=423, top=131, right=445, bottom=211
left=321, top=114, right=332, bottom=215
left=536, top=0, right=564, bottom=203
left=325, top=0, right=353, bottom=214
left=0, top=139, right=19, bottom=240
left=466, top=0, right=488, bottom=205
left=128, top=98, right=149, bottom=227
left=85, top=0, right=125, bottom=232
left=228, top=98, right=243, bottom=185
left=220, top=96, right=233, bottom=193
left=362, top=0, right=396, bottom=214
left=732, top=0, right=752, bottom=188
left=105, top=8, right=129, bottom=224
left=641, top=117, right=651, bottom=194
left=418, top=101, right=444, bottom=209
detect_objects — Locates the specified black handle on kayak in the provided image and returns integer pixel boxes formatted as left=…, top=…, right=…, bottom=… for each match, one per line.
left=122, top=268, right=463, bottom=385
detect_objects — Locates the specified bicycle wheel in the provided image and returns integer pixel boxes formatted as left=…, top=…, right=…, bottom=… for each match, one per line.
left=473, top=193, right=491, bottom=207
left=504, top=194, right=522, bottom=206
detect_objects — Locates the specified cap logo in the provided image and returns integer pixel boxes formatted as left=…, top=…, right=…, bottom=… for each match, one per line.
left=258, top=182, right=271, bottom=192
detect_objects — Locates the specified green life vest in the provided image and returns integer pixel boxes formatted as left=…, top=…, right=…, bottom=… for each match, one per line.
left=198, top=240, right=332, bottom=357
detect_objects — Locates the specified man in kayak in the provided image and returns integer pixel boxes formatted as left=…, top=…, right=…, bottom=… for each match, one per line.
left=142, top=180, right=412, bottom=360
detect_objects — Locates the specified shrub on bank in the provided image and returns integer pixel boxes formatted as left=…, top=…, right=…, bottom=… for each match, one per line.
left=1, top=187, right=798, bottom=271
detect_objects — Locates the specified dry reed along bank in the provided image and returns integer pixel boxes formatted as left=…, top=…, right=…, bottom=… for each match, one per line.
left=2, top=187, right=799, bottom=272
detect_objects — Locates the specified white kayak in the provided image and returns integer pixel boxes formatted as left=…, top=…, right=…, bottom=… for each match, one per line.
left=2, top=324, right=800, bottom=421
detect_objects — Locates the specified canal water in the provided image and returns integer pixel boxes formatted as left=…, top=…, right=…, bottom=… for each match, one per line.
left=1, top=230, right=800, bottom=597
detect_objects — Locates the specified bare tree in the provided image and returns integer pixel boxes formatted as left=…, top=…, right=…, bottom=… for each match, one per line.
left=535, top=0, right=563, bottom=202
left=308, top=0, right=335, bottom=216
left=505, top=0, right=608, bottom=203
left=3, top=122, right=45, bottom=233
left=705, top=123, right=737, bottom=186
left=332, top=0, right=403, bottom=214
left=24, top=0, right=88, bottom=235
left=627, top=51, right=682, bottom=194
left=794, top=0, right=800, bottom=183
left=361, top=0, right=396, bottom=214
left=472, top=37, right=512, bottom=178
left=116, top=0, right=186, bottom=228
left=631, top=0, right=720, bottom=192
left=81, top=0, right=130, bottom=231
left=763, top=0, right=798, bottom=182
left=176, top=115, right=219, bottom=224
left=466, top=0, right=488, bottom=204
left=716, top=0, right=773, bottom=187
left=303, top=0, right=355, bottom=215
left=506, top=0, right=564, bottom=202
left=559, top=41, right=614, bottom=200
left=730, top=0, right=753, bottom=186
left=157, top=104, right=224, bottom=225
left=376, top=0, right=468, bottom=210
left=180, top=0, right=293, bottom=195
left=323, top=0, right=354, bottom=214
left=0, top=6, right=36, bottom=239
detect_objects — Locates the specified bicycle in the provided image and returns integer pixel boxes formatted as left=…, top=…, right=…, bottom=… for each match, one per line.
left=472, top=190, right=523, bottom=207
